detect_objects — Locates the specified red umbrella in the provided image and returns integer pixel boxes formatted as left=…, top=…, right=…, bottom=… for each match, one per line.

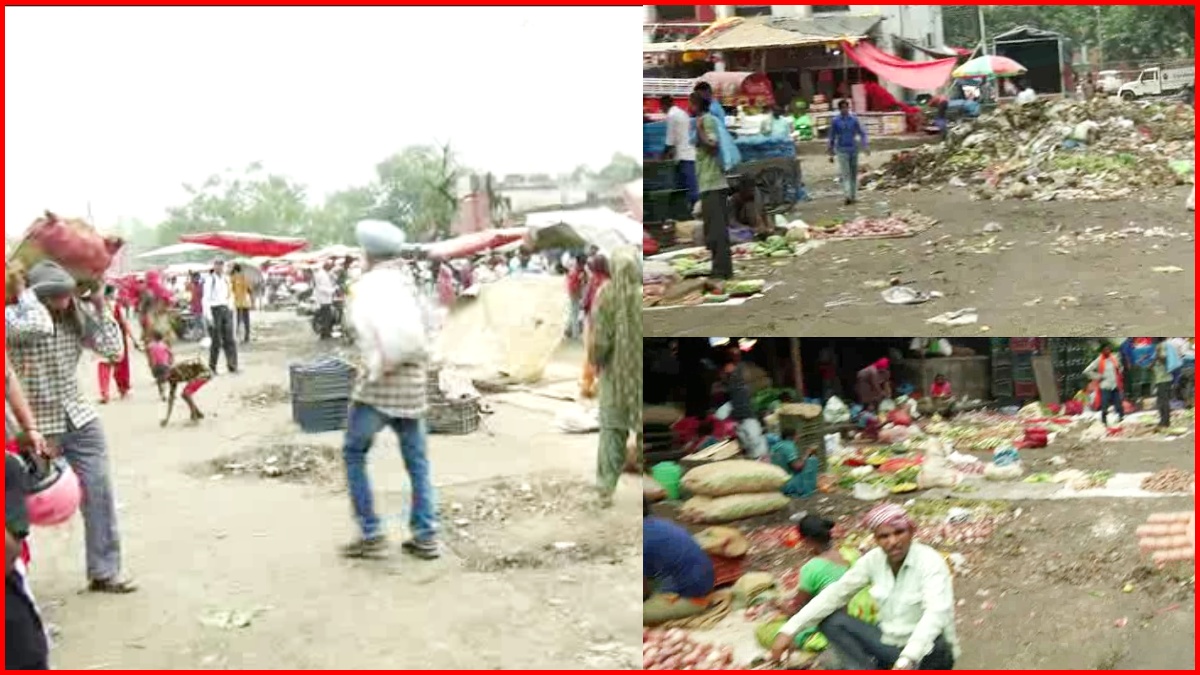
left=180, top=231, right=307, bottom=258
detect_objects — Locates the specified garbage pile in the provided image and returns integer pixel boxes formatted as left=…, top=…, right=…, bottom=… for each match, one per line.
left=865, top=98, right=1195, bottom=202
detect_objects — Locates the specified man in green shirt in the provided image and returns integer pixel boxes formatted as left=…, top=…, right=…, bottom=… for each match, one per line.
left=692, top=92, right=733, bottom=281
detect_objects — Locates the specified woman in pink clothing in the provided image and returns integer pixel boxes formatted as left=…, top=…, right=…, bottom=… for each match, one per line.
left=929, top=374, right=952, bottom=399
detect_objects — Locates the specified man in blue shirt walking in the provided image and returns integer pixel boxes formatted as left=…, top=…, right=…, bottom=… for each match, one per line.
left=828, top=100, right=869, bottom=205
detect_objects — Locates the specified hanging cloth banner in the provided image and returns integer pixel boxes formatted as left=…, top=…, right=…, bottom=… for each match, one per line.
left=840, top=40, right=958, bottom=92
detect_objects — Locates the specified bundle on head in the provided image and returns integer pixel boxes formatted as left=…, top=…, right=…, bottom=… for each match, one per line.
left=11, top=211, right=124, bottom=294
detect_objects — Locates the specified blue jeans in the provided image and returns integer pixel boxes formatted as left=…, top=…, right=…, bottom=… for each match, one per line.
left=677, top=160, right=699, bottom=206
left=836, top=149, right=859, bottom=201
left=342, top=402, right=438, bottom=541
left=1100, top=388, right=1124, bottom=425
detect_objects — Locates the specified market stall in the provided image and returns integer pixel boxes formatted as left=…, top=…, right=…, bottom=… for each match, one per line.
left=180, top=231, right=308, bottom=258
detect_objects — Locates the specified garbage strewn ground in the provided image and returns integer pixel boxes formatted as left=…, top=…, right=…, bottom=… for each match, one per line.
left=643, top=186, right=1194, bottom=337
left=865, top=98, right=1194, bottom=202
left=646, top=403, right=1195, bottom=670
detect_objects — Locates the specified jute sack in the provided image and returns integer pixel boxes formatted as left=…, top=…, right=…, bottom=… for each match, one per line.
left=682, top=460, right=789, bottom=497
left=680, top=493, right=790, bottom=524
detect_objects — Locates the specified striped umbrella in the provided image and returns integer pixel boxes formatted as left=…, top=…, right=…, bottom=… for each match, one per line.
left=951, top=55, right=1027, bottom=79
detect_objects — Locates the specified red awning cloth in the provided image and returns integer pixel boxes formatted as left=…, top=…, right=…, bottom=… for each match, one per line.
left=841, top=40, right=957, bottom=92
left=179, top=231, right=308, bottom=258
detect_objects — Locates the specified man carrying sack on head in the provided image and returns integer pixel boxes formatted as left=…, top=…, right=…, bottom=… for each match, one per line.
left=5, top=261, right=137, bottom=594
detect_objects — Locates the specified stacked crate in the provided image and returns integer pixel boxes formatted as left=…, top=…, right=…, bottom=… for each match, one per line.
left=990, top=338, right=1014, bottom=404
left=644, top=159, right=692, bottom=225
left=290, top=357, right=356, bottom=433
left=1048, top=338, right=1095, bottom=402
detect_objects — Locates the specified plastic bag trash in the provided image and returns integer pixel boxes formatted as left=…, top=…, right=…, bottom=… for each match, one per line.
left=882, top=286, right=934, bottom=305
left=926, top=308, right=978, bottom=326
left=1152, top=266, right=1185, bottom=274
left=852, top=482, right=890, bottom=501
left=983, top=461, right=1024, bottom=481
left=982, top=222, right=1003, bottom=233
left=823, top=396, right=850, bottom=424
left=349, top=268, right=427, bottom=382
left=823, top=432, right=845, bottom=459
left=1188, top=187, right=1195, bottom=212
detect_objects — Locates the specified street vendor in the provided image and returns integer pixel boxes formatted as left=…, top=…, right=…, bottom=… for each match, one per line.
left=730, top=179, right=771, bottom=240
left=721, top=343, right=768, bottom=459
left=856, top=358, right=891, bottom=412
left=929, top=374, right=951, bottom=399
left=768, top=430, right=819, bottom=498
left=644, top=497, right=716, bottom=626
left=693, top=91, right=734, bottom=282
left=760, top=515, right=877, bottom=653
left=770, top=503, right=959, bottom=670
left=1084, top=344, right=1124, bottom=427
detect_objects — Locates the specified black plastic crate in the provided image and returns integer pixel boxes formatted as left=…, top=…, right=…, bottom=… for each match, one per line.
left=644, top=160, right=681, bottom=192
left=644, top=189, right=692, bottom=224
left=290, top=357, right=356, bottom=402
left=292, top=398, right=350, bottom=433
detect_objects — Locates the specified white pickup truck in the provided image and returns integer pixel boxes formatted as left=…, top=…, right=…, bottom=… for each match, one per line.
left=1118, top=64, right=1195, bottom=100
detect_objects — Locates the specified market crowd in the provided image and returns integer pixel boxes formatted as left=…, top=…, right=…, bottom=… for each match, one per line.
left=5, top=225, right=644, bottom=668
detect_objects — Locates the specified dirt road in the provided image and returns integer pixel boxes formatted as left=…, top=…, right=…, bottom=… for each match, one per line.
left=29, top=312, right=641, bottom=669
left=645, top=177, right=1194, bottom=337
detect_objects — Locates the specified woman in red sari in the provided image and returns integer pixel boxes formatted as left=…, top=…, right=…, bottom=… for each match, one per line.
left=97, top=284, right=136, bottom=403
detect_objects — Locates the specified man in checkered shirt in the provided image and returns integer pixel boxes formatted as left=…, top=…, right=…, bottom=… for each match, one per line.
left=5, top=261, right=136, bottom=594
left=340, top=223, right=441, bottom=560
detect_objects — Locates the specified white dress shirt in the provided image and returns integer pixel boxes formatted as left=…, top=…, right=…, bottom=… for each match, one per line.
left=665, top=106, right=696, bottom=162
left=202, top=273, right=233, bottom=317
left=780, top=542, right=961, bottom=665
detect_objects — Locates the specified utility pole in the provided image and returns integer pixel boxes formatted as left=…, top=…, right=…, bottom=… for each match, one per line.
left=978, top=6, right=988, bottom=55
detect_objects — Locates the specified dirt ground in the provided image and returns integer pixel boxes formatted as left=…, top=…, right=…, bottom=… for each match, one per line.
left=645, top=154, right=1195, bottom=337
left=652, top=432, right=1195, bottom=670
left=29, top=312, right=641, bottom=670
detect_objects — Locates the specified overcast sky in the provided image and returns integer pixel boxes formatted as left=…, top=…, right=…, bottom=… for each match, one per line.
left=4, top=6, right=641, bottom=235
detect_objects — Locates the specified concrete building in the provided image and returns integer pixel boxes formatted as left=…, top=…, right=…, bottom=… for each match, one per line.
left=644, top=5, right=944, bottom=54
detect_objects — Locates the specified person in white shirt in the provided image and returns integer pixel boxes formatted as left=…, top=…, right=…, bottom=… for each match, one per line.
left=203, top=259, right=239, bottom=374
left=770, top=503, right=959, bottom=670
left=311, top=260, right=337, bottom=340
left=660, top=95, right=698, bottom=208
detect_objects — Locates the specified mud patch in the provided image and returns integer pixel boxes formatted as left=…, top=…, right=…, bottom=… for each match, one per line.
left=441, top=474, right=639, bottom=572
left=189, top=442, right=343, bottom=484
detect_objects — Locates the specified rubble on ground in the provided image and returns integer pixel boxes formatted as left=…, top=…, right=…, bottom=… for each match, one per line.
left=865, top=98, right=1194, bottom=202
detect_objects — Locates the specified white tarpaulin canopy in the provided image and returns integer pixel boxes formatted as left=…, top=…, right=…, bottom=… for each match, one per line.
left=524, top=207, right=642, bottom=253
left=137, top=242, right=218, bottom=258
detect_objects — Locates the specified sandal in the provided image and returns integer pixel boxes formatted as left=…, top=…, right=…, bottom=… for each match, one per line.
left=88, top=577, right=138, bottom=594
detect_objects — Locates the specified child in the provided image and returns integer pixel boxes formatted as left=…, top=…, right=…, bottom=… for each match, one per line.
left=146, top=331, right=212, bottom=426
left=930, top=373, right=952, bottom=399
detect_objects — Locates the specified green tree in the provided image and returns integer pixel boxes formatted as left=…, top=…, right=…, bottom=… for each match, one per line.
left=373, top=144, right=463, bottom=242
left=942, top=5, right=1194, bottom=63
left=156, top=162, right=312, bottom=245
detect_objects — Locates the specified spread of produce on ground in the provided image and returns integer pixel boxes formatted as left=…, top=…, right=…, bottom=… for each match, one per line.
left=644, top=396, right=1195, bottom=670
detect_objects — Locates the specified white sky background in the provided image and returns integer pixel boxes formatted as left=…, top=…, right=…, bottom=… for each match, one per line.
left=4, top=6, right=642, bottom=235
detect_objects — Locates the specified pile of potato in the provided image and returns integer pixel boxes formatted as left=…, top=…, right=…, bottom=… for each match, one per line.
left=643, top=628, right=736, bottom=670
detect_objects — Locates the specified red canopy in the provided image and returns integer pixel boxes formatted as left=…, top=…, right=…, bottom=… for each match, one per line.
left=423, top=228, right=527, bottom=260
left=841, top=41, right=958, bottom=92
left=179, top=231, right=308, bottom=258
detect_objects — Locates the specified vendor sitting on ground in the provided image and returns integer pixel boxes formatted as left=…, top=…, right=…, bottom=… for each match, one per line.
left=929, top=374, right=951, bottom=399
left=644, top=497, right=716, bottom=626
left=769, top=503, right=959, bottom=670
left=762, top=515, right=877, bottom=654
left=768, top=430, right=820, bottom=498
left=684, top=418, right=723, bottom=454
left=856, top=358, right=892, bottom=412
left=730, top=179, right=771, bottom=240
